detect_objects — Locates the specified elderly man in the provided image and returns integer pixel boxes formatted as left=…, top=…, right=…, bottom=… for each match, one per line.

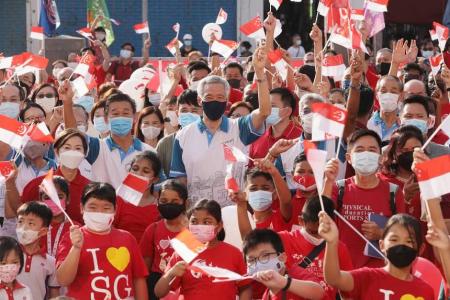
left=170, top=47, right=271, bottom=206
left=404, top=79, right=427, bottom=97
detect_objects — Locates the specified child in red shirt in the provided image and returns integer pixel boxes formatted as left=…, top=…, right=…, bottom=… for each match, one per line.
left=320, top=212, right=435, bottom=300
left=56, top=182, right=148, bottom=300
left=154, top=199, right=251, bottom=300
left=114, top=150, right=162, bottom=242
left=231, top=159, right=293, bottom=237
left=0, top=236, right=33, bottom=300
left=140, top=180, right=188, bottom=300
left=243, top=228, right=324, bottom=300
left=279, top=196, right=353, bottom=300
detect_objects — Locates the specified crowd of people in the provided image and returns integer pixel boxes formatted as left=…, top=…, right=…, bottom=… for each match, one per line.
left=0, top=10, right=449, bottom=300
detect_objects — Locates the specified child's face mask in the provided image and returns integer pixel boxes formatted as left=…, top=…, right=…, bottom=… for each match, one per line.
left=0, top=264, right=20, bottom=283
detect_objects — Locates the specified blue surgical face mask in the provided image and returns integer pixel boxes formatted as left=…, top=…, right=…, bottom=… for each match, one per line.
left=93, top=117, right=109, bottom=133
left=74, top=95, right=94, bottom=113
left=247, top=255, right=285, bottom=276
left=266, top=107, right=280, bottom=126
left=109, top=117, right=133, bottom=136
left=0, top=102, right=20, bottom=119
left=248, top=190, right=273, bottom=212
left=178, top=112, right=200, bottom=128
left=401, top=118, right=428, bottom=134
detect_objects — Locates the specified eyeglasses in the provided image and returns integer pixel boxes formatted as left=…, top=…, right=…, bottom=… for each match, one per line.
left=36, top=93, right=55, bottom=99
left=247, top=252, right=278, bottom=266
left=24, top=115, right=45, bottom=123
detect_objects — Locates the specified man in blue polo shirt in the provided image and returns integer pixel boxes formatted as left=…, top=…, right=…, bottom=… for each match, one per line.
left=170, top=46, right=271, bottom=206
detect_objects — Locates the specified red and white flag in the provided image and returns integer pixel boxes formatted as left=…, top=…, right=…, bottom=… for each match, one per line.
left=0, top=161, right=14, bottom=181
left=330, top=23, right=368, bottom=53
left=225, top=163, right=239, bottom=192
left=430, top=55, right=443, bottom=76
left=109, top=18, right=121, bottom=26
left=223, top=144, right=248, bottom=163
left=28, top=122, right=54, bottom=143
left=267, top=49, right=289, bottom=81
left=133, top=21, right=150, bottom=34
left=40, top=169, right=74, bottom=224
left=269, top=0, right=283, bottom=10
left=350, top=8, right=365, bottom=21
left=0, top=52, right=48, bottom=71
left=166, top=38, right=183, bottom=56
left=216, top=8, right=228, bottom=25
left=30, top=26, right=44, bottom=40
left=433, top=22, right=449, bottom=51
left=366, top=0, right=389, bottom=12
left=76, top=27, right=93, bottom=39
left=116, top=173, right=149, bottom=206
left=211, top=40, right=238, bottom=59
left=318, top=0, right=332, bottom=16
left=303, top=141, right=327, bottom=192
left=73, top=53, right=97, bottom=92
left=311, top=102, right=347, bottom=142
left=415, top=155, right=450, bottom=200
left=171, top=229, right=206, bottom=263
left=438, top=115, right=450, bottom=137
left=429, top=30, right=438, bottom=41
left=71, top=77, right=89, bottom=98
left=172, top=23, right=180, bottom=34
left=239, top=16, right=265, bottom=40
left=0, top=116, right=28, bottom=150
left=321, top=54, right=346, bottom=78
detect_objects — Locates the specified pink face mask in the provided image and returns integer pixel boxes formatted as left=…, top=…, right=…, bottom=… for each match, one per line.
left=0, top=264, right=20, bottom=283
left=43, top=199, right=66, bottom=216
left=189, top=224, right=216, bottom=243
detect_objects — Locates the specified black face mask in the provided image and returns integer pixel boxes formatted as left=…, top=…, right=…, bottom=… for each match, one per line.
left=386, top=244, right=417, bottom=268
left=202, top=100, right=227, bottom=121
left=227, top=79, right=241, bottom=89
left=397, top=151, right=414, bottom=170
left=157, top=203, right=185, bottom=220
left=376, top=63, right=391, bottom=76
left=246, top=72, right=255, bottom=83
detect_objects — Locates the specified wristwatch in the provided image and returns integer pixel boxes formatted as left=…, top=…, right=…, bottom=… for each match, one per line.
left=282, top=275, right=292, bottom=291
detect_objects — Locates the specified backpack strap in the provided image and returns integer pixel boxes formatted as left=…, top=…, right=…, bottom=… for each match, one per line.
left=298, top=241, right=326, bottom=269
left=388, top=182, right=399, bottom=215
left=336, top=179, right=346, bottom=212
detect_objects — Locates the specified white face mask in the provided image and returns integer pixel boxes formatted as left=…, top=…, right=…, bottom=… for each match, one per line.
left=351, top=151, right=380, bottom=176
left=378, top=92, right=399, bottom=112
left=16, top=227, right=39, bottom=245
left=141, top=125, right=161, bottom=139
left=36, top=97, right=56, bottom=113
left=166, top=110, right=179, bottom=127
left=77, top=125, right=87, bottom=133
left=300, top=227, right=324, bottom=246
left=148, top=93, right=161, bottom=106
left=301, top=113, right=313, bottom=134
left=120, top=49, right=132, bottom=59
left=0, top=102, right=20, bottom=119
left=83, top=211, right=114, bottom=232
left=59, top=150, right=85, bottom=169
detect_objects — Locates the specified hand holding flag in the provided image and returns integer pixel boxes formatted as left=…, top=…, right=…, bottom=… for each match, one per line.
left=215, top=8, right=228, bottom=25
left=133, top=21, right=150, bottom=35
left=223, top=144, right=250, bottom=163
left=0, top=161, right=16, bottom=183
left=303, top=141, right=328, bottom=211
left=170, top=229, right=206, bottom=263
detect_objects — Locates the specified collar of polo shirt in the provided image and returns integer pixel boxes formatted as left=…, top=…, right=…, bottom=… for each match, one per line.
left=197, top=115, right=229, bottom=133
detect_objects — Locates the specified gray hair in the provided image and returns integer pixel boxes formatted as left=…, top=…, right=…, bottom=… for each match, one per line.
left=299, top=93, right=324, bottom=114
left=56, top=67, right=74, bottom=81
left=197, top=75, right=230, bottom=100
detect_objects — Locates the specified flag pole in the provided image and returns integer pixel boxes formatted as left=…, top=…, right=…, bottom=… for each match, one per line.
left=335, top=135, right=343, bottom=159
left=422, top=116, right=449, bottom=150
left=334, top=210, right=387, bottom=259
left=318, top=193, right=325, bottom=212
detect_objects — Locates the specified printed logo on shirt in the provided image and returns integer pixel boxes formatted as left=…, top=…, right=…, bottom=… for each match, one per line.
left=158, top=238, right=172, bottom=272
left=341, top=204, right=375, bottom=221
left=379, top=289, right=425, bottom=300
left=87, top=247, right=133, bottom=299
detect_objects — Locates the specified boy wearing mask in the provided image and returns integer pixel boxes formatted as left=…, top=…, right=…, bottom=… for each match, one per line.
left=243, top=229, right=324, bottom=300
left=56, top=182, right=148, bottom=299
left=322, top=129, right=405, bottom=268
left=16, top=201, right=60, bottom=299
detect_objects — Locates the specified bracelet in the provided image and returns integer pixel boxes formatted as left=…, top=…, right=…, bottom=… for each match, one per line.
left=350, top=82, right=361, bottom=90
left=255, top=77, right=267, bottom=83
left=268, top=150, right=278, bottom=159
left=282, top=275, right=292, bottom=291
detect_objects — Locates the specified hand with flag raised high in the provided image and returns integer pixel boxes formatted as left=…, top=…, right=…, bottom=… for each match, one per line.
left=228, top=190, right=247, bottom=207
left=4, top=161, right=17, bottom=186
left=349, top=51, right=363, bottom=83
left=318, top=211, right=339, bottom=244
left=294, top=72, right=314, bottom=92
left=254, top=158, right=278, bottom=177
left=426, top=224, right=450, bottom=250
left=411, top=147, right=430, bottom=173
left=322, top=159, right=339, bottom=198
left=252, top=46, right=268, bottom=74
left=58, top=80, right=74, bottom=104
left=267, top=138, right=297, bottom=160
left=263, top=12, right=277, bottom=33
left=309, top=23, right=323, bottom=44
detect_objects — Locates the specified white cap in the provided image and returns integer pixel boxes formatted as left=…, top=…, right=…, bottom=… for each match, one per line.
left=183, top=34, right=193, bottom=40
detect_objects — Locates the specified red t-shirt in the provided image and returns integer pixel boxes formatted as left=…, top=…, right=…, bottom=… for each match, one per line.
left=262, top=265, right=320, bottom=300
left=167, top=241, right=248, bottom=300
left=21, top=168, right=90, bottom=224
left=113, top=196, right=160, bottom=242
left=255, top=209, right=293, bottom=232
left=291, top=191, right=308, bottom=225
left=331, top=176, right=405, bottom=268
left=108, top=60, right=140, bottom=85
left=344, top=267, right=434, bottom=300
left=139, top=220, right=181, bottom=273
left=249, top=121, right=302, bottom=160
left=93, top=65, right=107, bottom=88
left=56, top=227, right=148, bottom=299
left=279, top=229, right=353, bottom=300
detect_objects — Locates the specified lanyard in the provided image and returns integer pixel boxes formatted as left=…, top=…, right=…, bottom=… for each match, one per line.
left=47, top=222, right=65, bottom=257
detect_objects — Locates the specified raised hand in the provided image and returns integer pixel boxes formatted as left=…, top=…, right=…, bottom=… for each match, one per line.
left=263, top=12, right=277, bottom=33
left=350, top=50, right=363, bottom=82
left=252, top=46, right=268, bottom=73
left=309, top=23, right=323, bottom=43
left=407, top=40, right=418, bottom=63
left=58, top=80, right=74, bottom=104
left=392, top=39, right=409, bottom=65
left=318, top=211, right=339, bottom=243
left=269, top=138, right=298, bottom=157
left=70, top=225, right=83, bottom=249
